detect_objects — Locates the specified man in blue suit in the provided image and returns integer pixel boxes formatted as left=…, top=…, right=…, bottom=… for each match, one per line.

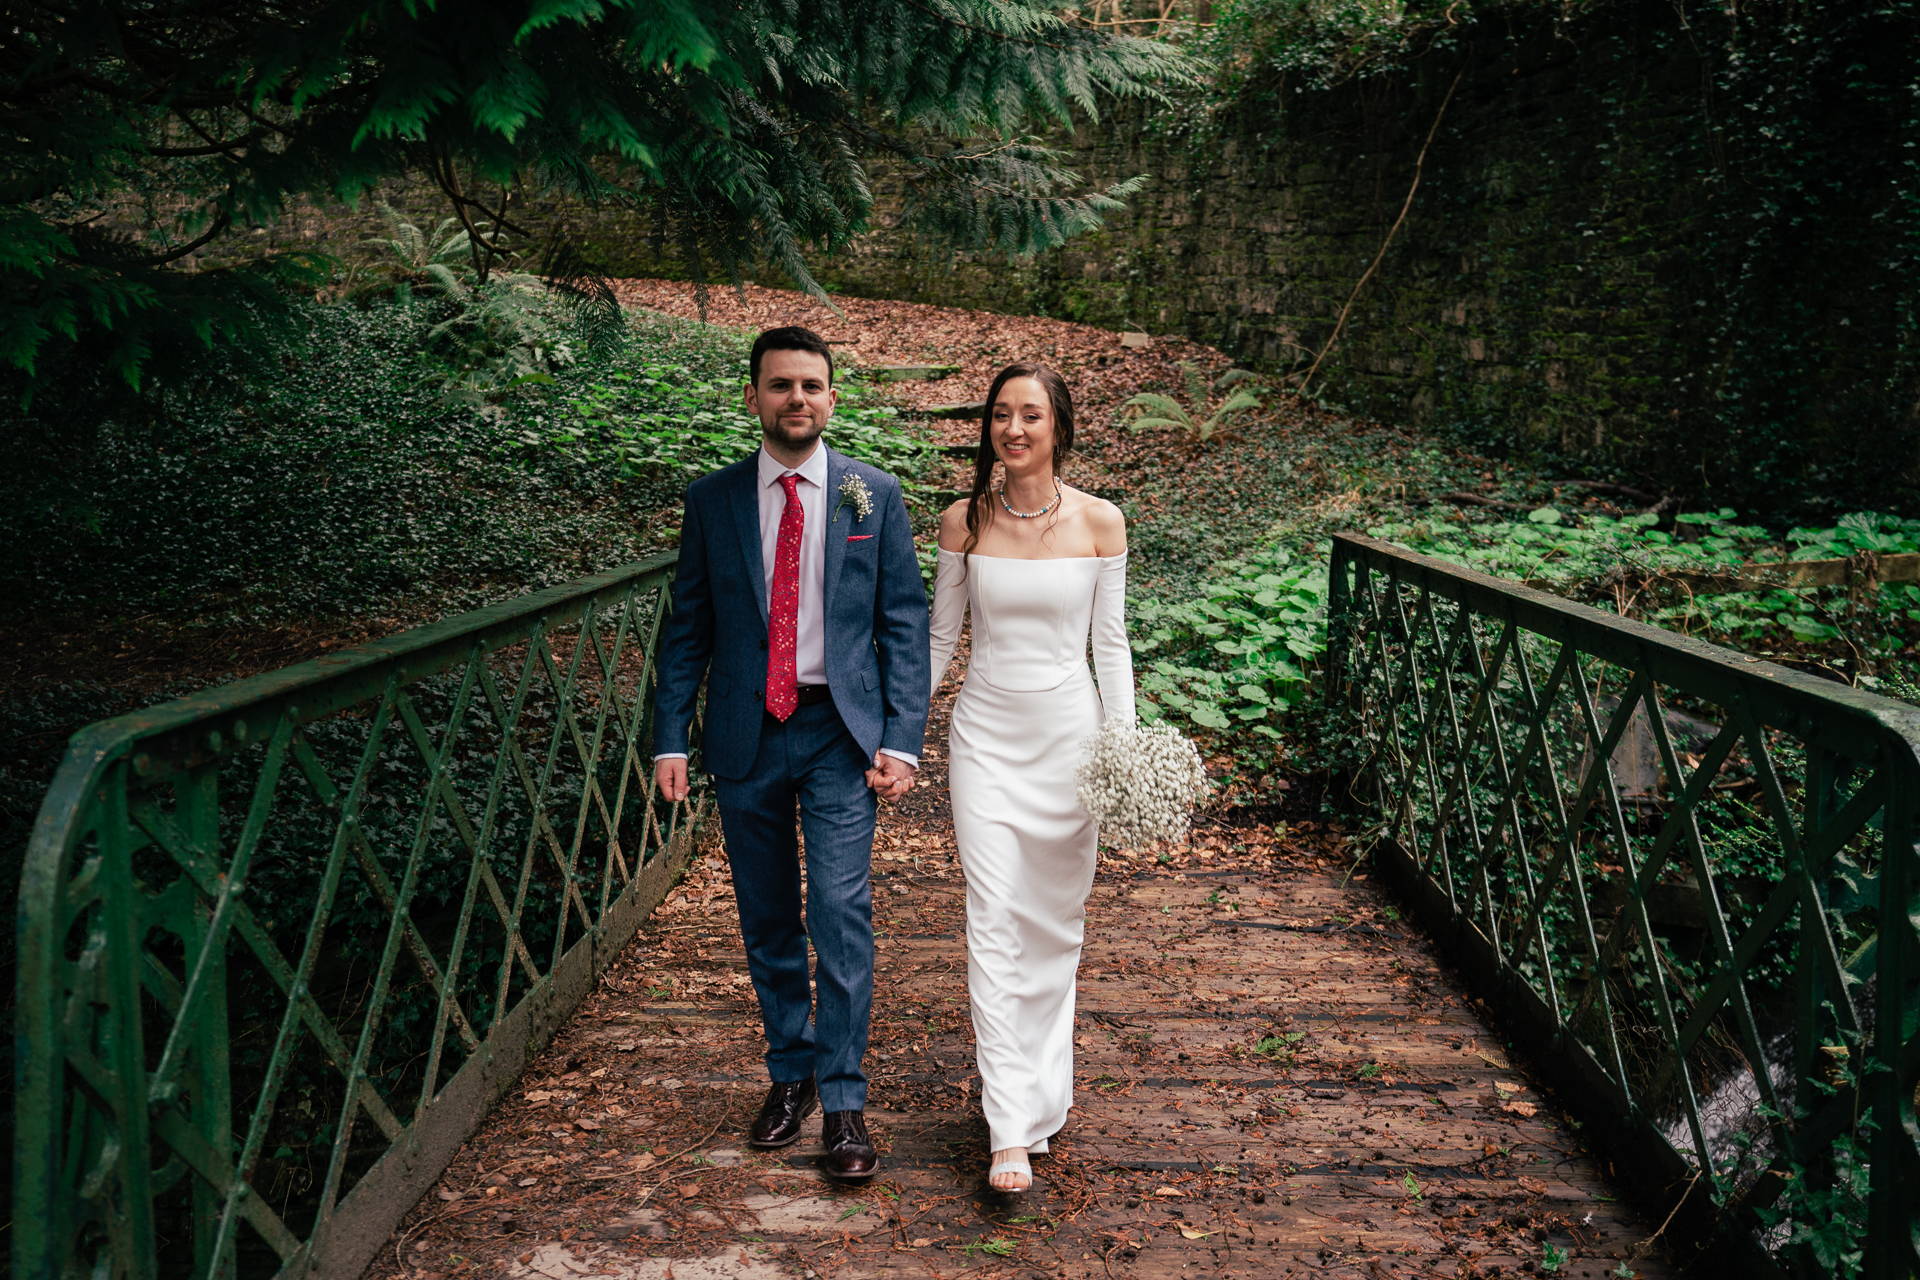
left=652, top=326, right=930, bottom=1180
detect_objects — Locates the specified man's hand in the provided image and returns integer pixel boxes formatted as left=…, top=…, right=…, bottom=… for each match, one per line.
left=865, top=753, right=916, bottom=802
left=654, top=757, right=690, bottom=803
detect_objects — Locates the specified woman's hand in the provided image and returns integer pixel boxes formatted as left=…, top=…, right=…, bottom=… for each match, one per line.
left=866, top=753, right=916, bottom=801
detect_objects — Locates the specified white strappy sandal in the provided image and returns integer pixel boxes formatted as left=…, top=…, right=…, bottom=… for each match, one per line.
left=988, top=1150, right=1033, bottom=1192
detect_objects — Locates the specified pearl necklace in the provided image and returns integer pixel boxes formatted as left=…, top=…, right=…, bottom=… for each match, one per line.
left=997, top=477, right=1063, bottom=519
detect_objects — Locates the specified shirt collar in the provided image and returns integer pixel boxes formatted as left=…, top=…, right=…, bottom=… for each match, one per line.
left=758, top=442, right=828, bottom=489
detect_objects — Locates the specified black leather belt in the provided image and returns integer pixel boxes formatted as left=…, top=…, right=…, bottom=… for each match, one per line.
left=793, top=684, right=830, bottom=706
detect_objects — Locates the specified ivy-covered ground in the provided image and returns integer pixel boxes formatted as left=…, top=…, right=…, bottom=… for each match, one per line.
left=13, top=278, right=1919, bottom=970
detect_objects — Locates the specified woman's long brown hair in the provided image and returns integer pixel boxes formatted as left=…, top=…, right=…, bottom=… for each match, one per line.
left=960, top=363, right=1076, bottom=563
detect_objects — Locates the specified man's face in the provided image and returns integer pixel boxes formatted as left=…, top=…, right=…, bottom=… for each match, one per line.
left=745, top=349, right=836, bottom=453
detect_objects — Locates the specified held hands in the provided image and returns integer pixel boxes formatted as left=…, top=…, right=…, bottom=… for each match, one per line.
left=865, top=752, right=916, bottom=802
left=659, top=754, right=911, bottom=803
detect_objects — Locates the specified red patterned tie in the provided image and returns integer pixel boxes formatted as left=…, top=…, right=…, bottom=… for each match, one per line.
left=765, top=473, right=803, bottom=721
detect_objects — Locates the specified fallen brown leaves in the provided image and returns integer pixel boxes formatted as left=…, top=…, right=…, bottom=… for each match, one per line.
left=613, top=276, right=1231, bottom=443
left=360, top=754, right=1668, bottom=1280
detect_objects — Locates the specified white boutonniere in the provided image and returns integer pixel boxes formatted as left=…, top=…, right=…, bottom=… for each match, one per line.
left=834, top=473, right=874, bottom=524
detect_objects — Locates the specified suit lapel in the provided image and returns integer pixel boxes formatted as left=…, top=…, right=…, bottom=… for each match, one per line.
left=730, top=458, right=770, bottom=627
left=824, top=448, right=848, bottom=622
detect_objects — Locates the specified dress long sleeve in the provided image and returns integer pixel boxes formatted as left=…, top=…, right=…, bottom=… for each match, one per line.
left=928, top=548, right=968, bottom=700
left=1091, top=553, right=1135, bottom=725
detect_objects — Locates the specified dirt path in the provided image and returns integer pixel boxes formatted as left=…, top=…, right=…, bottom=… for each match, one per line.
left=366, top=674, right=1669, bottom=1280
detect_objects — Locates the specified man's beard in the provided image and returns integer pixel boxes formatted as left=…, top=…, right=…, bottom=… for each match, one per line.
left=763, top=413, right=824, bottom=451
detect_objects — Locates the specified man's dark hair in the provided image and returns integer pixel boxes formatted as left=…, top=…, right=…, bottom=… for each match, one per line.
left=749, top=326, right=835, bottom=387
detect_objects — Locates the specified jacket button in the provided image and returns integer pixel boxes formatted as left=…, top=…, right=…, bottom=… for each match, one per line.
left=753, top=689, right=763, bottom=702
left=760, top=637, right=768, bottom=650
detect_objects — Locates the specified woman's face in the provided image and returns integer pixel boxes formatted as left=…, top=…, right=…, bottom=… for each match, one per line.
left=991, top=377, right=1055, bottom=474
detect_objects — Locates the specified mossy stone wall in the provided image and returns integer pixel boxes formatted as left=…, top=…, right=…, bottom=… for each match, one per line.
left=812, top=0, right=1920, bottom=516
left=235, top=0, right=1917, bottom=514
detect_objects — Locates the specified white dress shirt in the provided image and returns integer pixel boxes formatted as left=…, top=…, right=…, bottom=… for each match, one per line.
left=656, top=441, right=915, bottom=767
left=759, top=442, right=830, bottom=687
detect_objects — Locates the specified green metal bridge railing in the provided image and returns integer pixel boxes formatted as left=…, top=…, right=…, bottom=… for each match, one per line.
left=15, top=552, right=705, bottom=1280
left=1328, top=533, right=1920, bottom=1278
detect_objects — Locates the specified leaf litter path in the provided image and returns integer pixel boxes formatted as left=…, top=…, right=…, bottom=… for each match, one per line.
left=366, top=684, right=1669, bottom=1280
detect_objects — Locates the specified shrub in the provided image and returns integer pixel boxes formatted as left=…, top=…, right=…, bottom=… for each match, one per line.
left=0, top=297, right=939, bottom=629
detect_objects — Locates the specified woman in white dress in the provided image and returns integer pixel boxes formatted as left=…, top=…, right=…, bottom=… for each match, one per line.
left=924, top=362, right=1133, bottom=1192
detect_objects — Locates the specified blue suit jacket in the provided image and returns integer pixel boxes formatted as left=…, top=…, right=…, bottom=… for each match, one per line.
left=651, top=447, right=932, bottom=781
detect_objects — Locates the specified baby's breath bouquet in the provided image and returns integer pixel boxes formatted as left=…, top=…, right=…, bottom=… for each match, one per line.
left=1075, top=719, right=1212, bottom=849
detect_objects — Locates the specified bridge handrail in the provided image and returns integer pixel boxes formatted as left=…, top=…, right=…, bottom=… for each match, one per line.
left=15, top=552, right=705, bottom=1280
left=1327, top=532, right=1920, bottom=1278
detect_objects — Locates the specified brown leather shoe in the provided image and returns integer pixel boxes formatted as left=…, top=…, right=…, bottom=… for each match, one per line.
left=821, top=1110, right=879, bottom=1180
left=748, top=1079, right=818, bottom=1149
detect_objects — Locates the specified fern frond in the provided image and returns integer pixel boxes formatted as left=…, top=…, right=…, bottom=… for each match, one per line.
left=1125, top=392, right=1193, bottom=423
left=424, top=263, right=470, bottom=300
left=1195, top=389, right=1263, bottom=439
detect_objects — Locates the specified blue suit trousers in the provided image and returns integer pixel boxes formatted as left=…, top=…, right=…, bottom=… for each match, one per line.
left=716, top=699, right=877, bottom=1113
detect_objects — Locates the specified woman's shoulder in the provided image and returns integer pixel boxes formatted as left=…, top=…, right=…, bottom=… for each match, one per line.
left=938, top=497, right=975, bottom=552
left=1066, top=485, right=1127, bottom=552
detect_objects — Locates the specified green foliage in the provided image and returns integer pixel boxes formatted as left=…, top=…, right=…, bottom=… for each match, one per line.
left=1125, top=389, right=1263, bottom=440
left=1758, top=1140, right=1870, bottom=1278
left=0, top=298, right=935, bottom=630
left=1132, top=546, right=1328, bottom=733
left=1192, top=0, right=1470, bottom=103
left=1123, top=361, right=1264, bottom=439
left=964, top=1238, right=1018, bottom=1257
left=529, top=358, right=941, bottom=494
left=1375, top=509, right=1920, bottom=666
left=358, top=206, right=482, bottom=291
left=4, top=0, right=1193, bottom=389
left=350, top=207, right=631, bottom=400
left=2, top=298, right=641, bottom=627
left=1712, top=1047, right=1876, bottom=1279
left=419, top=277, right=586, bottom=401
left=1375, top=507, right=1771, bottom=607
left=1252, top=1030, right=1306, bottom=1061
left=1130, top=507, right=1920, bottom=795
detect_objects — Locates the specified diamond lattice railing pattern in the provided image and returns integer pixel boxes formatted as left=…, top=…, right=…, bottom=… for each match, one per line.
left=1326, top=533, right=1920, bottom=1279
left=15, top=553, right=707, bottom=1280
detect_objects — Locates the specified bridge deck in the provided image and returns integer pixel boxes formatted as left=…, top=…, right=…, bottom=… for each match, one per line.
left=367, top=691, right=1671, bottom=1280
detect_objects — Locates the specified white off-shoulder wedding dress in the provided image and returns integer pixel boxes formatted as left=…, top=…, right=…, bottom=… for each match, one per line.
left=927, top=549, right=1134, bottom=1155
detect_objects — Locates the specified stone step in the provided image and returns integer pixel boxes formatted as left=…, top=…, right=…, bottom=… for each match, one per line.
left=924, top=486, right=1129, bottom=508
left=918, top=400, right=987, bottom=419
left=865, top=364, right=961, bottom=382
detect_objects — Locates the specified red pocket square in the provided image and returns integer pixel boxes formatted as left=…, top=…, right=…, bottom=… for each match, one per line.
left=847, top=534, right=875, bottom=541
